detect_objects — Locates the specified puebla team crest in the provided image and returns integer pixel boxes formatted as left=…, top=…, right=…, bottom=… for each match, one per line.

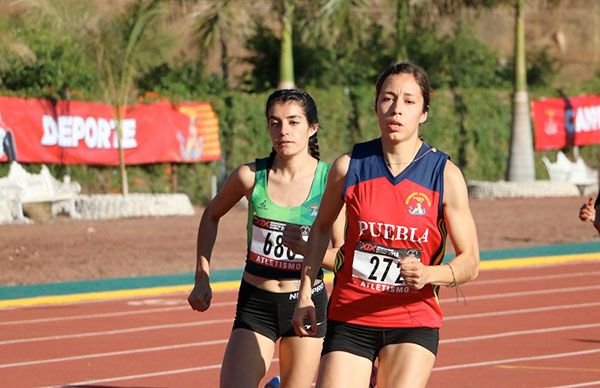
left=405, top=192, right=431, bottom=216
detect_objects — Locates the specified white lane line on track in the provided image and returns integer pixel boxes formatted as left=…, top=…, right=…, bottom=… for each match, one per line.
left=433, top=348, right=600, bottom=371
left=0, top=301, right=236, bottom=326
left=439, top=284, right=600, bottom=303
left=3, top=271, right=600, bottom=326
left=445, top=301, right=600, bottom=321
left=0, top=339, right=228, bottom=369
left=2, top=265, right=598, bottom=312
left=3, top=321, right=599, bottom=369
left=548, top=379, right=600, bottom=388
left=0, top=287, right=239, bottom=311
left=12, top=297, right=593, bottom=329
left=3, top=298, right=600, bottom=345
left=441, top=322, right=600, bottom=344
left=472, top=270, right=600, bottom=286
left=45, top=358, right=281, bottom=387
left=0, top=306, right=187, bottom=326
left=0, top=318, right=232, bottom=346
left=53, top=366, right=219, bottom=387
left=45, top=348, right=600, bottom=386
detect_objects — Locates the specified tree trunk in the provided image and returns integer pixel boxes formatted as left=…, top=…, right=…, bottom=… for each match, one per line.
left=118, top=146, right=128, bottom=195
left=220, top=35, right=230, bottom=89
left=278, top=1, right=295, bottom=90
left=394, top=0, right=408, bottom=62
left=507, top=0, right=535, bottom=182
left=114, top=105, right=129, bottom=195
left=171, top=163, right=178, bottom=192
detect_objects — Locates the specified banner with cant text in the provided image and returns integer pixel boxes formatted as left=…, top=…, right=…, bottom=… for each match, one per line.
left=0, top=96, right=221, bottom=165
left=531, top=94, right=600, bottom=150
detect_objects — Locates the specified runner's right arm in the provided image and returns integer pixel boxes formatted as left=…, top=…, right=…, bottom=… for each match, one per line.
left=188, top=164, right=255, bottom=312
left=292, top=154, right=350, bottom=336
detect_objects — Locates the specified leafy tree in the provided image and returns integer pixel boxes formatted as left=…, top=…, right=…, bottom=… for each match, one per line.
left=244, top=0, right=387, bottom=91
left=7, top=0, right=175, bottom=194
left=0, top=15, right=35, bottom=74
left=243, top=24, right=281, bottom=91
left=244, top=20, right=390, bottom=92
left=0, top=25, right=97, bottom=99
left=499, top=47, right=561, bottom=88
left=307, top=0, right=369, bottom=51
left=191, top=0, right=311, bottom=90
left=0, top=2, right=97, bottom=98
left=86, top=0, right=174, bottom=194
left=406, top=24, right=503, bottom=89
left=394, top=0, right=409, bottom=61
left=188, top=0, right=255, bottom=89
left=137, top=62, right=227, bottom=101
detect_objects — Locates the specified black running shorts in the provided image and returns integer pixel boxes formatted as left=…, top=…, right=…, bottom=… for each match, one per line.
left=322, top=320, right=439, bottom=362
left=232, top=279, right=328, bottom=341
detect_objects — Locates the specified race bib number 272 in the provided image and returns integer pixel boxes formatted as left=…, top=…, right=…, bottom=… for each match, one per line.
left=352, top=241, right=422, bottom=286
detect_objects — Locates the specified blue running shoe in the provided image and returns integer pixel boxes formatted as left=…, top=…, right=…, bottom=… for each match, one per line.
left=265, top=375, right=280, bottom=388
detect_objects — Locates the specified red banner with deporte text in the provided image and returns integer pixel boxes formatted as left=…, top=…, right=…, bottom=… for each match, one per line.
left=531, top=94, right=600, bottom=150
left=0, top=96, right=221, bottom=165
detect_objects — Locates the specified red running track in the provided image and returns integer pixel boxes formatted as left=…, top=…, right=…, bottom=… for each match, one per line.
left=1, top=261, right=600, bottom=387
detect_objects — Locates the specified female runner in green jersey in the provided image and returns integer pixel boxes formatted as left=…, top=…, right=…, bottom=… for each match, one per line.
left=188, top=89, right=344, bottom=388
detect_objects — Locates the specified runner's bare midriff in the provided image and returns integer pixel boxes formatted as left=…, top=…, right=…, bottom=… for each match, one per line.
left=243, top=272, right=322, bottom=293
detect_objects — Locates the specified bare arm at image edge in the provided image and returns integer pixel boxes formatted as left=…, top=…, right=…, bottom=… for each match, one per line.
left=595, top=187, right=600, bottom=232
left=579, top=196, right=600, bottom=234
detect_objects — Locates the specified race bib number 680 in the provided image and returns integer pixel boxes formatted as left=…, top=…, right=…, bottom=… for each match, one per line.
left=249, top=216, right=309, bottom=269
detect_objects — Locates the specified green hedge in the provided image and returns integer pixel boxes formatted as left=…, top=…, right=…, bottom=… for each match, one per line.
left=2, top=86, right=598, bottom=205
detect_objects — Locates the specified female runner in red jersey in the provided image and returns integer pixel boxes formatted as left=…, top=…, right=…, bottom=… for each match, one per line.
left=292, top=61, right=480, bottom=388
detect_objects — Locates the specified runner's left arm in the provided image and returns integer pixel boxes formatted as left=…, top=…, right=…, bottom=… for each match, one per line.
left=401, top=160, right=479, bottom=289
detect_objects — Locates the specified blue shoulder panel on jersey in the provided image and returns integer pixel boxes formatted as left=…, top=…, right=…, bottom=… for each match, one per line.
left=344, top=138, right=450, bottom=194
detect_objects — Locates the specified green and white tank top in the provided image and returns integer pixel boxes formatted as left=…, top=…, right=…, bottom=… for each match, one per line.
left=244, top=156, right=330, bottom=279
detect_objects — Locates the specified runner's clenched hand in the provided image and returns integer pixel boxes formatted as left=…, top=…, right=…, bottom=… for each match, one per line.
left=188, top=271, right=212, bottom=312
left=400, top=255, right=428, bottom=290
left=292, top=297, right=317, bottom=337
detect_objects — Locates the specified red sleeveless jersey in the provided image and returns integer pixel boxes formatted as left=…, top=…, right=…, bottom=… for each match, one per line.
left=329, top=139, right=449, bottom=328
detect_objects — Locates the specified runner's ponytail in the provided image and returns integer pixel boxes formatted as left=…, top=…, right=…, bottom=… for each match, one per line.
left=308, top=133, right=320, bottom=160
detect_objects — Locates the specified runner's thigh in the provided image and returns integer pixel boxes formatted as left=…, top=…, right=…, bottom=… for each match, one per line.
left=377, top=343, right=435, bottom=388
left=220, top=328, right=276, bottom=388
left=316, top=351, right=373, bottom=388
left=279, top=336, right=324, bottom=388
